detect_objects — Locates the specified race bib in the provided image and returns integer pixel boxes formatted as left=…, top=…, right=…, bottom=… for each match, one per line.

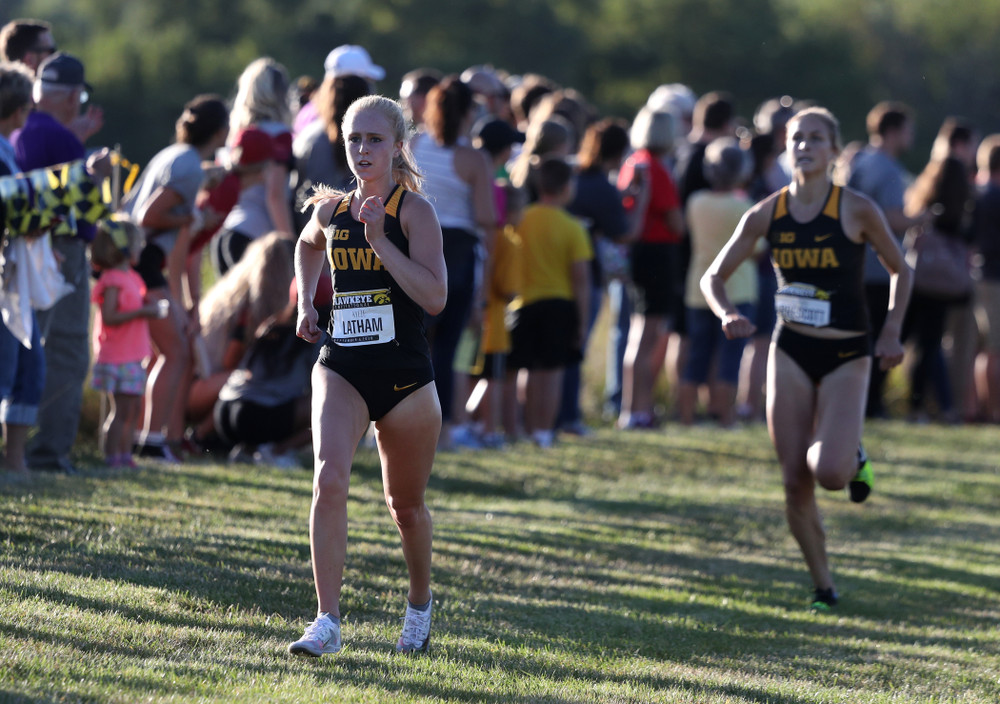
left=332, top=288, right=396, bottom=346
left=775, top=283, right=831, bottom=327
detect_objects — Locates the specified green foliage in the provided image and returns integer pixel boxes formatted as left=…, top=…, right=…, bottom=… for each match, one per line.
left=1, top=421, right=999, bottom=702
left=2, top=0, right=999, bottom=171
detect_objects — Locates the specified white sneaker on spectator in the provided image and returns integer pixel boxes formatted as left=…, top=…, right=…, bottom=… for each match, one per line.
left=450, top=425, right=483, bottom=449
left=253, top=443, right=300, bottom=469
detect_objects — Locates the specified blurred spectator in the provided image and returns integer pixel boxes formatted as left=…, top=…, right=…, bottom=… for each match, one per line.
left=616, top=107, right=684, bottom=429
left=123, top=94, right=229, bottom=461
left=13, top=52, right=96, bottom=473
left=190, top=232, right=294, bottom=446
left=735, top=101, right=792, bottom=424
left=508, top=116, right=574, bottom=203
left=89, top=218, right=161, bottom=468
left=753, top=96, right=795, bottom=187
left=0, top=20, right=101, bottom=143
left=847, top=101, right=923, bottom=418
left=292, top=74, right=318, bottom=116
left=410, top=76, right=496, bottom=449
left=972, top=135, right=1000, bottom=423
left=510, top=73, right=558, bottom=132
left=293, top=44, right=383, bottom=135
left=0, top=19, right=54, bottom=74
left=528, top=88, right=594, bottom=152
left=903, top=117, right=977, bottom=423
left=400, top=67, right=443, bottom=133
left=467, top=119, right=526, bottom=446
left=214, top=57, right=295, bottom=277
left=678, top=91, right=738, bottom=205
left=562, top=118, right=636, bottom=432
left=678, top=137, right=755, bottom=427
left=509, top=157, right=592, bottom=448
left=0, top=60, right=43, bottom=478
left=215, top=303, right=318, bottom=467
left=461, top=65, right=508, bottom=123
left=646, top=83, right=697, bottom=140
left=672, top=91, right=736, bottom=419
left=292, top=74, right=372, bottom=231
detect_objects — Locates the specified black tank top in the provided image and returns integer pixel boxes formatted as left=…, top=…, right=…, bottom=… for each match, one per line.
left=767, top=185, right=869, bottom=331
left=322, top=185, right=430, bottom=366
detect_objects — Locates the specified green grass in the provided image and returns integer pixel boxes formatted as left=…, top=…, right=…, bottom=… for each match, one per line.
left=2, top=420, right=999, bottom=703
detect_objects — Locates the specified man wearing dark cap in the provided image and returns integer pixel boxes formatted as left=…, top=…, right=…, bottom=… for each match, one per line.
left=12, top=52, right=98, bottom=473
left=472, top=117, right=525, bottom=169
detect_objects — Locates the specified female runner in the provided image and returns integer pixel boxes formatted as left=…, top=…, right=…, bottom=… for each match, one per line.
left=289, top=95, right=447, bottom=655
left=701, top=107, right=912, bottom=609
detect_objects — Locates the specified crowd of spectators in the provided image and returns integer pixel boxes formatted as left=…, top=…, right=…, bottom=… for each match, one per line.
left=2, top=16, right=999, bottom=476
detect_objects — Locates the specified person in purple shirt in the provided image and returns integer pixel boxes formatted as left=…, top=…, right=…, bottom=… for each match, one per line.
left=12, top=52, right=98, bottom=473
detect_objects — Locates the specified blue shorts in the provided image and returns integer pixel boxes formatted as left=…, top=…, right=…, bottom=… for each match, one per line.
left=682, top=304, right=754, bottom=385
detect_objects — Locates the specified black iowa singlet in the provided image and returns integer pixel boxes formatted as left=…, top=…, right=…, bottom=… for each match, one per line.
left=320, top=185, right=431, bottom=367
left=767, top=185, right=869, bottom=331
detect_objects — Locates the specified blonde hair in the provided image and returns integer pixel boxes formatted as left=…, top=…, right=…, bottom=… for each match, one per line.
left=198, top=233, right=293, bottom=374
left=229, top=57, right=292, bottom=135
left=306, top=95, right=424, bottom=206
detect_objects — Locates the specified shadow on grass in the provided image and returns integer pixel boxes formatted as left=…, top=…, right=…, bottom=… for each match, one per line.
left=4, top=424, right=1000, bottom=701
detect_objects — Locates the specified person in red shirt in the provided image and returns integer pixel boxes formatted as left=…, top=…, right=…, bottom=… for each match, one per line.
left=617, top=106, right=685, bottom=429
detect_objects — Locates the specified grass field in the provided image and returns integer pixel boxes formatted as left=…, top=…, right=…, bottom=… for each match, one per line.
left=1, top=420, right=998, bottom=703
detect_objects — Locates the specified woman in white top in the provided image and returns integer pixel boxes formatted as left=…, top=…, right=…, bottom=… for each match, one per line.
left=409, top=76, right=495, bottom=447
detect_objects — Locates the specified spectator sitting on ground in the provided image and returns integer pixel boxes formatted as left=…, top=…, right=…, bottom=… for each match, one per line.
left=214, top=296, right=319, bottom=468
left=189, top=232, right=295, bottom=448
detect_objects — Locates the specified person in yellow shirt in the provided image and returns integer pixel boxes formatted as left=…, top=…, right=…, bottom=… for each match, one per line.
left=509, top=156, right=593, bottom=447
left=468, top=184, right=524, bottom=447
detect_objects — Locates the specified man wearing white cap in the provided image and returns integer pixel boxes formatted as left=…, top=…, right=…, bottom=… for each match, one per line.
left=293, top=45, right=384, bottom=135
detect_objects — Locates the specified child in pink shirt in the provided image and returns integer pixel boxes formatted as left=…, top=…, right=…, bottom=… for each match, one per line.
left=90, top=219, right=164, bottom=467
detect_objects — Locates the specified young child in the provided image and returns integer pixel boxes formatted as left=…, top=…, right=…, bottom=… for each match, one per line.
left=467, top=181, right=525, bottom=447
left=90, top=218, right=164, bottom=468
left=509, top=156, right=593, bottom=448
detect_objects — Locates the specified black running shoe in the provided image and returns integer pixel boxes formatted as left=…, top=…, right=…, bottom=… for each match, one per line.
left=810, top=587, right=838, bottom=611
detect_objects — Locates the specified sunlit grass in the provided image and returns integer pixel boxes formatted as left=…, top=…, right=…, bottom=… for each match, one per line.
left=2, top=420, right=999, bottom=703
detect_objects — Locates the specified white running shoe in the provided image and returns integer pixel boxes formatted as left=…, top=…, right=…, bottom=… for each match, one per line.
left=288, top=614, right=341, bottom=657
left=253, top=443, right=301, bottom=469
left=396, top=595, right=432, bottom=654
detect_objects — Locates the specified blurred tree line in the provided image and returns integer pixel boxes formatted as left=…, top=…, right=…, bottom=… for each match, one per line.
left=4, top=0, right=1000, bottom=170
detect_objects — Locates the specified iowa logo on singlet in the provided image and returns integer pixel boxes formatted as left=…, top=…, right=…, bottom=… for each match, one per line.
left=772, top=245, right=841, bottom=269
left=328, top=247, right=386, bottom=272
